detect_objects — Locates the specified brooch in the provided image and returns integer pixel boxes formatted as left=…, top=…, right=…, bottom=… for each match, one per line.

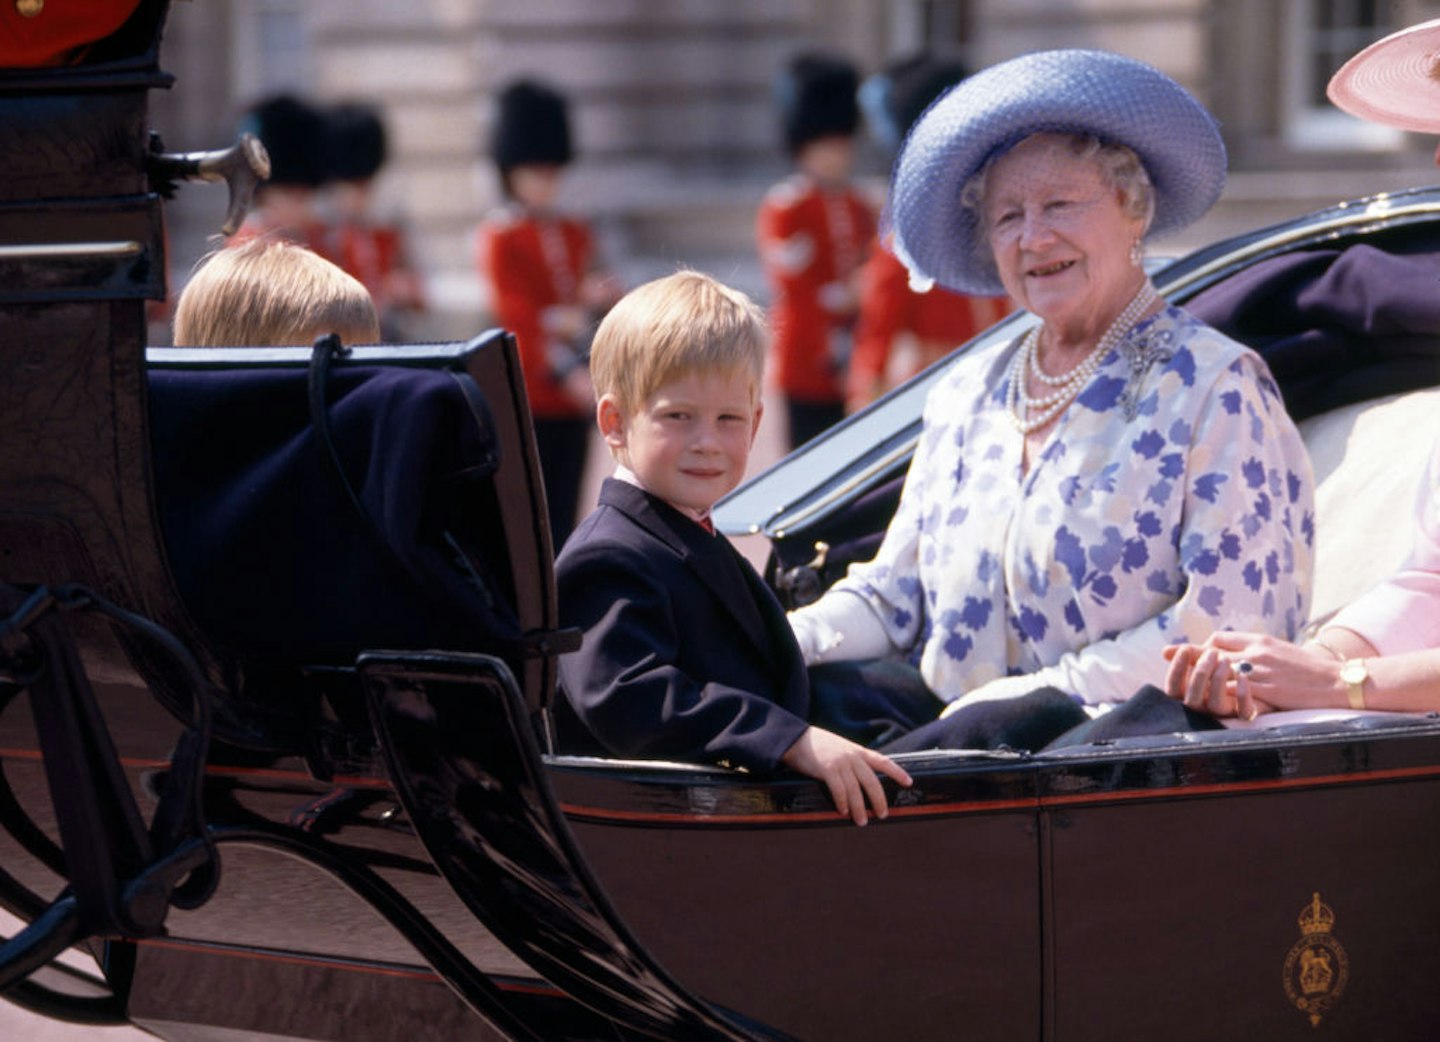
left=1116, top=325, right=1175, bottom=421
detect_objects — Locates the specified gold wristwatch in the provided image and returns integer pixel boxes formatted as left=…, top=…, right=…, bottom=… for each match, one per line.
left=1339, top=659, right=1368, bottom=711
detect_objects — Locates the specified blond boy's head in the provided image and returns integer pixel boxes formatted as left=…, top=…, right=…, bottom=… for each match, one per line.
left=172, top=239, right=380, bottom=348
left=589, top=270, right=766, bottom=415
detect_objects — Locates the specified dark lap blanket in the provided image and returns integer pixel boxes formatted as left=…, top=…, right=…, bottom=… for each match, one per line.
left=149, top=363, right=522, bottom=667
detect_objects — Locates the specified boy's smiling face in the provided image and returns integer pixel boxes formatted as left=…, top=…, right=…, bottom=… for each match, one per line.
left=599, top=367, right=762, bottom=515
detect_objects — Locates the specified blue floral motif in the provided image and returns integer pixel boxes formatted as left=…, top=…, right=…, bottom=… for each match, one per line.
left=1190, top=548, right=1220, bottom=576
left=1242, top=560, right=1263, bottom=591
left=1064, top=598, right=1085, bottom=632
left=1091, top=462, right=1120, bottom=494
left=1167, top=346, right=1197, bottom=386
left=1017, top=606, right=1048, bottom=641
left=1132, top=430, right=1165, bottom=459
left=943, top=630, right=973, bottom=662
left=1089, top=527, right=1124, bottom=571
left=1241, top=458, right=1266, bottom=489
left=1122, top=537, right=1149, bottom=572
left=1135, top=511, right=1162, bottom=537
left=1193, top=473, right=1226, bottom=503
left=1220, top=389, right=1241, bottom=415
left=947, top=504, right=970, bottom=526
left=1078, top=374, right=1126, bottom=411
left=1059, top=475, right=1084, bottom=506
left=1197, top=585, right=1225, bottom=616
left=1168, top=419, right=1192, bottom=444
left=1089, top=574, right=1118, bottom=603
left=1054, top=527, right=1086, bottom=587
left=960, top=596, right=991, bottom=631
left=1159, top=453, right=1184, bottom=479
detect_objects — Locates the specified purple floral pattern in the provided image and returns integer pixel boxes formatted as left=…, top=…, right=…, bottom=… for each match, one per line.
left=833, top=306, right=1315, bottom=706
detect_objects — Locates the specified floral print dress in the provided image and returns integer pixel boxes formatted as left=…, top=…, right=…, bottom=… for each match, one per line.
left=829, top=305, right=1315, bottom=708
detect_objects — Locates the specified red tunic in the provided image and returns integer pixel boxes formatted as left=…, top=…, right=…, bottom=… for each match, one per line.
left=850, top=238, right=1013, bottom=405
left=476, top=206, right=594, bottom=421
left=0, top=0, right=141, bottom=67
left=756, top=175, right=877, bottom=404
left=229, top=216, right=336, bottom=264
left=332, top=221, right=426, bottom=318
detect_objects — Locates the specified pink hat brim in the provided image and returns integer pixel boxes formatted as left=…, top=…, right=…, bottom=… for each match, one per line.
left=1327, top=19, right=1440, bottom=133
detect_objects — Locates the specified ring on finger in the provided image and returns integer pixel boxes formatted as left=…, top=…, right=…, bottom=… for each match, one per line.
left=1235, top=660, right=1254, bottom=675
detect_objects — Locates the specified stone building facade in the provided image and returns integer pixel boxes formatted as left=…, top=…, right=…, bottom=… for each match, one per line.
left=150, top=0, right=1440, bottom=341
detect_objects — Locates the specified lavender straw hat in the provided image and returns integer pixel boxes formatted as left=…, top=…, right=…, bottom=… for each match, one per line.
left=1327, top=19, right=1440, bottom=133
left=888, top=48, right=1228, bottom=296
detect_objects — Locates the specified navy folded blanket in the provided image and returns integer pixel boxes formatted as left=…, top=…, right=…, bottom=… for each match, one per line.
left=148, top=363, right=522, bottom=667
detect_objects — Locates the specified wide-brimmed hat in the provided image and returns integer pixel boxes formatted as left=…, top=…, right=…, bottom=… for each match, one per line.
left=1327, top=19, right=1440, bottom=133
left=888, top=49, right=1228, bottom=296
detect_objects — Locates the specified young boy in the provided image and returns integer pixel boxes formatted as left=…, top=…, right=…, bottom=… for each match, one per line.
left=172, top=238, right=379, bottom=347
left=554, top=270, right=910, bottom=825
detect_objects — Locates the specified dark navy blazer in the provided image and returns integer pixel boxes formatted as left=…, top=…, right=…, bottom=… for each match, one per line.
left=554, top=479, right=810, bottom=771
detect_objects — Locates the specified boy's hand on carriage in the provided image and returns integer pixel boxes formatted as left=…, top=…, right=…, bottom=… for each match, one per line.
left=782, top=726, right=912, bottom=827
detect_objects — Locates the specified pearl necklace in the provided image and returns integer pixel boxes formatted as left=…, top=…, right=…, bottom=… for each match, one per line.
left=1006, top=281, right=1160, bottom=433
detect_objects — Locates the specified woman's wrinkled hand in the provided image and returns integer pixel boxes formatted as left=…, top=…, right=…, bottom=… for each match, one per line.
left=781, top=726, right=912, bottom=827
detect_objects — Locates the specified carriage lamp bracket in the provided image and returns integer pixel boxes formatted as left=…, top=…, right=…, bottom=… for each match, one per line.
left=147, top=131, right=271, bottom=236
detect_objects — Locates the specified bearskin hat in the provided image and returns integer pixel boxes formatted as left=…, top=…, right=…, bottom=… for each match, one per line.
left=491, top=79, right=573, bottom=172
left=868, top=51, right=970, bottom=155
left=327, top=102, right=388, bottom=182
left=776, top=51, right=861, bottom=154
left=239, top=94, right=329, bottom=189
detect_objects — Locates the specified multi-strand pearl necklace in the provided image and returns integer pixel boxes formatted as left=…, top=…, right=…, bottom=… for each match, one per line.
left=1005, top=280, right=1160, bottom=433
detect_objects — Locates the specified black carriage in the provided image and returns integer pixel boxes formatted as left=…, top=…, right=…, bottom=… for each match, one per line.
left=3, top=6, right=1440, bottom=1040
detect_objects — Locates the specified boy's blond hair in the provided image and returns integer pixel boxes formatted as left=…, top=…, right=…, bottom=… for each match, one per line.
left=589, top=270, right=766, bottom=411
left=172, top=238, right=380, bottom=347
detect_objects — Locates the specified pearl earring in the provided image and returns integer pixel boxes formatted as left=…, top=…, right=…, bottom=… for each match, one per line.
left=1130, top=239, right=1144, bottom=267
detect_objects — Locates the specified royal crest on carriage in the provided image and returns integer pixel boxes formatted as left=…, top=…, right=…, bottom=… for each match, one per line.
left=1282, top=891, right=1350, bottom=1027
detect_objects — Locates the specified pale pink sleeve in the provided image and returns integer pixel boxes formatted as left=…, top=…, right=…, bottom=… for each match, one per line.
left=1327, top=440, right=1440, bottom=655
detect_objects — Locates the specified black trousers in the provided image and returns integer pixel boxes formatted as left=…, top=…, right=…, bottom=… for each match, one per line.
left=534, top=416, right=590, bottom=549
left=786, top=398, right=845, bottom=450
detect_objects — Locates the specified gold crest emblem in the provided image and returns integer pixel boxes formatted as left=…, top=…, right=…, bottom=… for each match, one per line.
left=1282, top=892, right=1349, bottom=1027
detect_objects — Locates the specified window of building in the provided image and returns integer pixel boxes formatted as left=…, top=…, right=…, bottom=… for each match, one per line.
left=884, top=0, right=973, bottom=55
left=230, top=0, right=312, bottom=102
left=1283, top=0, right=1403, bottom=150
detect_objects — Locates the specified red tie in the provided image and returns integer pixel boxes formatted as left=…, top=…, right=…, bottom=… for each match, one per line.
left=698, top=515, right=716, bottom=535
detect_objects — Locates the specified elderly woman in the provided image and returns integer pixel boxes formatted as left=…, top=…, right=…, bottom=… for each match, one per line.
left=791, top=49, right=1316, bottom=749
left=1166, top=19, right=1440, bottom=724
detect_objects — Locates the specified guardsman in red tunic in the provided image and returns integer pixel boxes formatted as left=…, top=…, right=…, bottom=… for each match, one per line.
left=850, top=53, right=1013, bottom=411
left=229, top=95, right=334, bottom=260
left=475, top=80, right=621, bottom=547
left=324, top=102, right=426, bottom=341
left=757, top=52, right=876, bottom=448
